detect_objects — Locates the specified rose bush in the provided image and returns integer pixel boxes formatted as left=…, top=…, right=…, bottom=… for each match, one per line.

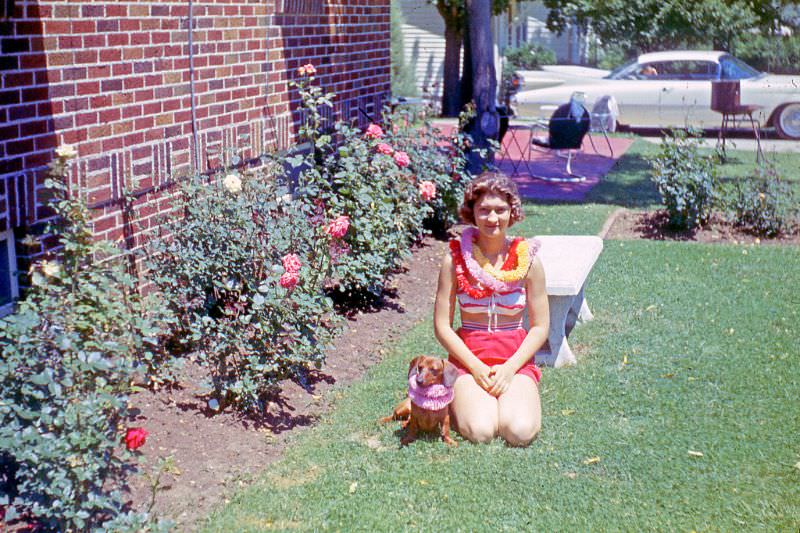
left=722, top=164, right=798, bottom=237
left=146, top=162, right=340, bottom=411
left=649, top=128, right=718, bottom=229
left=0, top=153, right=174, bottom=531
left=382, top=106, right=473, bottom=233
left=286, top=76, right=419, bottom=298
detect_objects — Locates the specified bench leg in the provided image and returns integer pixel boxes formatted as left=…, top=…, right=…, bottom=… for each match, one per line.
left=564, top=289, right=592, bottom=338
left=535, top=295, right=577, bottom=368
left=575, top=285, right=594, bottom=323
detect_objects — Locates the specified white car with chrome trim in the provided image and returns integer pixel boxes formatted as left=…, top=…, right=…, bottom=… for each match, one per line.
left=511, top=50, right=800, bottom=139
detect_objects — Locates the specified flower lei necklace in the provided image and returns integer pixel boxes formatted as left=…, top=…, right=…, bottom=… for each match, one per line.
left=473, top=239, right=530, bottom=282
left=450, top=240, right=494, bottom=299
left=459, top=227, right=527, bottom=291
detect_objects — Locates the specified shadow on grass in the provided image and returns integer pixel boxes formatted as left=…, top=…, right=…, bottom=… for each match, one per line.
left=583, top=151, right=661, bottom=208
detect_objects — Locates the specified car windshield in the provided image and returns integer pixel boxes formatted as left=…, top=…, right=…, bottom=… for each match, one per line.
left=719, top=55, right=761, bottom=79
left=605, top=59, right=638, bottom=80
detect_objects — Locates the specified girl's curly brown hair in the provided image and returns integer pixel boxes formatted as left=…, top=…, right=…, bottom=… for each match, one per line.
left=459, top=171, right=524, bottom=226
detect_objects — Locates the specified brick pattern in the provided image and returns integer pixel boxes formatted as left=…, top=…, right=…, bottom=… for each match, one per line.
left=0, top=0, right=391, bottom=268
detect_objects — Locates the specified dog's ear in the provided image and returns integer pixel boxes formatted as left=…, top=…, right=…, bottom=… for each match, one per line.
left=442, top=360, right=460, bottom=388
left=407, top=356, right=423, bottom=379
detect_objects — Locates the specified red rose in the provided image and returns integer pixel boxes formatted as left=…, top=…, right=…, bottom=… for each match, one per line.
left=364, top=123, right=384, bottom=140
left=325, top=215, right=350, bottom=239
left=281, top=253, right=302, bottom=274
left=125, top=427, right=149, bottom=451
left=393, top=150, right=410, bottom=168
left=279, top=271, right=299, bottom=290
left=376, top=143, right=394, bottom=155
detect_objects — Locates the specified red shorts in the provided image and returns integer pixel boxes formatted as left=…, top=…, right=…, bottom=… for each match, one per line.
left=449, top=327, right=542, bottom=384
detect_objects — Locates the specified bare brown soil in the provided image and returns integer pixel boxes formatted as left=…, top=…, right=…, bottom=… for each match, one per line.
left=125, top=235, right=450, bottom=529
left=603, top=208, right=800, bottom=245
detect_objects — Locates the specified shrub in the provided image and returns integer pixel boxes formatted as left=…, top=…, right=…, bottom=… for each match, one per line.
left=385, top=110, right=472, bottom=233
left=649, top=128, right=718, bottom=229
left=723, top=165, right=797, bottom=237
left=502, top=42, right=556, bottom=71
left=147, top=161, right=340, bottom=412
left=501, top=43, right=557, bottom=99
left=0, top=152, right=173, bottom=530
left=289, top=73, right=434, bottom=297
left=734, top=33, right=800, bottom=75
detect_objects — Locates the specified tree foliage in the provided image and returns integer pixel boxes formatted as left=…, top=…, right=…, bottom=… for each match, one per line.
left=542, top=0, right=800, bottom=55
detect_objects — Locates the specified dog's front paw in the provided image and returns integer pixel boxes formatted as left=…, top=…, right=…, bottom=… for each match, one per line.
left=400, top=434, right=415, bottom=446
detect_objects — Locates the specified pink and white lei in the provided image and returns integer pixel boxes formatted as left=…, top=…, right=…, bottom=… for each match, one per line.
left=408, top=376, right=454, bottom=411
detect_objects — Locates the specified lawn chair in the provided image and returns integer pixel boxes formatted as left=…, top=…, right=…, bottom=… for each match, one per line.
left=589, top=95, right=618, bottom=157
left=530, top=95, right=591, bottom=182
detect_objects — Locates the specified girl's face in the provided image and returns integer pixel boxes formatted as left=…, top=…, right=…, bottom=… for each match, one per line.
left=474, top=192, right=511, bottom=239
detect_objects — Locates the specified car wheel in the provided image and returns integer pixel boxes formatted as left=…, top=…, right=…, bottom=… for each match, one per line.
left=774, top=103, right=800, bottom=139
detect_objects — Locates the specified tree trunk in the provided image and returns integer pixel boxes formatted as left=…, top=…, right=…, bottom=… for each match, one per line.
left=464, top=0, right=499, bottom=172
left=441, top=24, right=463, bottom=117
left=459, top=13, right=473, bottom=110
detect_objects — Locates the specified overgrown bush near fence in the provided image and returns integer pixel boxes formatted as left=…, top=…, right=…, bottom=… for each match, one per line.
left=649, top=128, right=718, bottom=230
left=0, top=151, right=174, bottom=531
left=146, top=160, right=341, bottom=412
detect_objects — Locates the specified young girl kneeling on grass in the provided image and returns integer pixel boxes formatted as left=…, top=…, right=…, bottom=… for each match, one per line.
left=433, top=171, right=549, bottom=446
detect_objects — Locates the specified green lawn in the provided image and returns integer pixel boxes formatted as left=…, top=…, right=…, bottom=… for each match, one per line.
left=201, top=141, right=800, bottom=531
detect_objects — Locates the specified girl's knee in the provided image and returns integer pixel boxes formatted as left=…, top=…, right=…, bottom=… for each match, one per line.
left=459, top=419, right=496, bottom=443
left=499, top=418, right=540, bottom=447
left=454, top=412, right=497, bottom=443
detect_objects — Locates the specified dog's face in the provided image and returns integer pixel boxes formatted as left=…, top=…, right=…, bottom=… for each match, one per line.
left=408, top=356, right=459, bottom=388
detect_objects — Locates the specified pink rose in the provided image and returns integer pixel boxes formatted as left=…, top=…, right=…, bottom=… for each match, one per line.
left=376, top=143, right=394, bottom=155
left=325, top=215, right=350, bottom=239
left=419, top=181, right=437, bottom=201
left=365, top=123, right=384, bottom=140
left=279, top=271, right=299, bottom=290
left=393, top=150, right=410, bottom=168
left=298, top=63, right=316, bottom=76
left=281, top=253, right=302, bottom=274
left=124, top=427, right=149, bottom=451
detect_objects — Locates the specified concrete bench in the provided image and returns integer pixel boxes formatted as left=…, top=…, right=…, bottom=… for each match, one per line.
left=532, top=235, right=604, bottom=368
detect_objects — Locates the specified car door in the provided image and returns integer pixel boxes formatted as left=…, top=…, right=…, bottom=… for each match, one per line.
left=608, top=77, right=666, bottom=127
left=655, top=60, right=720, bottom=128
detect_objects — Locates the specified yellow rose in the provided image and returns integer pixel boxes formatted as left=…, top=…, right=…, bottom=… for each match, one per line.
left=41, top=260, right=61, bottom=277
left=55, top=145, right=77, bottom=159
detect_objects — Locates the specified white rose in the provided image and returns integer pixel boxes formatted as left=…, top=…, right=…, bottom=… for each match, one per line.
left=223, top=173, right=242, bottom=194
left=55, top=145, right=77, bottom=159
left=41, top=260, right=61, bottom=277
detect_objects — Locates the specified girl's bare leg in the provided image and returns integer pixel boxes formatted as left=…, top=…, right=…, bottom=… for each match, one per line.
left=497, top=374, right=541, bottom=447
left=451, top=375, right=498, bottom=443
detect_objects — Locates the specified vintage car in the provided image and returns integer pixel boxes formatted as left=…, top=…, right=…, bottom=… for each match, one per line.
left=510, top=50, right=800, bottom=139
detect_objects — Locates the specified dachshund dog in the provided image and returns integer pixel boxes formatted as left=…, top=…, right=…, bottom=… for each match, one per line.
left=380, top=355, right=460, bottom=446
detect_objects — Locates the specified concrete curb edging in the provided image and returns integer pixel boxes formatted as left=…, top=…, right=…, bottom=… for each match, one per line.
left=598, top=207, right=628, bottom=239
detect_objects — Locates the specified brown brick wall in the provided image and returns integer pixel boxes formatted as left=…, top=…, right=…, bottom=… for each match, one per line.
left=0, top=0, right=391, bottom=269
